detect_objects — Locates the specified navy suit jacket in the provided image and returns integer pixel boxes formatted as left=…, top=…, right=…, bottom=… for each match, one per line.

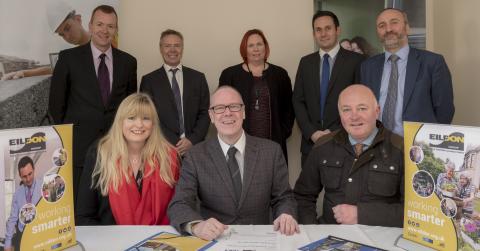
left=360, top=48, right=454, bottom=125
left=293, top=48, right=364, bottom=155
left=140, top=66, right=210, bottom=146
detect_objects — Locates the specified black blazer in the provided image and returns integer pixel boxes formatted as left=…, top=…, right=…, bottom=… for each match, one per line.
left=219, top=63, right=295, bottom=160
left=293, top=48, right=364, bottom=155
left=49, top=43, right=137, bottom=167
left=139, top=66, right=210, bottom=146
left=75, top=145, right=115, bottom=225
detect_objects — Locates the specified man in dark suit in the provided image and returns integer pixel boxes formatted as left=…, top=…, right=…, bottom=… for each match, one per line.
left=360, top=8, right=454, bottom=136
left=293, top=10, right=364, bottom=166
left=168, top=86, right=298, bottom=241
left=48, top=5, right=137, bottom=204
left=140, top=29, right=210, bottom=156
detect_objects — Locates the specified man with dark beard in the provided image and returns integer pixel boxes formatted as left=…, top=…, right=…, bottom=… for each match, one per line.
left=360, top=8, right=454, bottom=136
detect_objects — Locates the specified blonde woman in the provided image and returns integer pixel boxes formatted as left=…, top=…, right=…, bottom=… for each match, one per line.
left=76, top=93, right=179, bottom=225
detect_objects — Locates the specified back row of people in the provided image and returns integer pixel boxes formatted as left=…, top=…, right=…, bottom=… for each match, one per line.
left=43, top=4, right=453, bottom=241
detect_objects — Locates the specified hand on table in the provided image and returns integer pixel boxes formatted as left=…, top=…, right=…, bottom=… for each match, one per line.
left=192, top=218, right=228, bottom=241
left=273, top=213, right=300, bottom=235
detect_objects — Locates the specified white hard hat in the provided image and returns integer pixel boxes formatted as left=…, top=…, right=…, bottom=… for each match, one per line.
left=46, top=0, right=75, bottom=33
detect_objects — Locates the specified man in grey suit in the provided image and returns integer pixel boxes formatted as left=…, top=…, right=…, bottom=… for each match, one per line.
left=140, top=29, right=210, bottom=156
left=168, top=86, right=298, bottom=241
left=293, top=10, right=364, bottom=166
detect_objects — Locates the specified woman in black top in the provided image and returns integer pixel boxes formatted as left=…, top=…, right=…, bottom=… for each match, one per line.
left=219, top=29, right=294, bottom=162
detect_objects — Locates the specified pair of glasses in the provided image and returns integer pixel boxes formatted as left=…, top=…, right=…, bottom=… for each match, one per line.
left=209, top=104, right=244, bottom=114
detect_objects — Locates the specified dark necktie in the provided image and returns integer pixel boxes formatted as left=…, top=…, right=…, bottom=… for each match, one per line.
left=227, top=146, right=242, bottom=202
left=382, top=54, right=400, bottom=131
left=98, top=53, right=110, bottom=105
left=354, top=143, right=364, bottom=157
left=320, top=54, right=330, bottom=120
left=26, top=186, right=32, bottom=203
left=170, top=68, right=184, bottom=135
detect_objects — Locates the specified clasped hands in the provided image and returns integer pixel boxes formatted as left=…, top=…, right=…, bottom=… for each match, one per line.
left=192, top=214, right=299, bottom=241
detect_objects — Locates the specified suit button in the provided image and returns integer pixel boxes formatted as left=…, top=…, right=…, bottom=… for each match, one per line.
left=390, top=166, right=395, bottom=171
left=373, top=164, right=378, bottom=169
left=348, top=178, right=353, bottom=182
left=322, top=159, right=327, bottom=164
left=336, top=161, right=340, bottom=165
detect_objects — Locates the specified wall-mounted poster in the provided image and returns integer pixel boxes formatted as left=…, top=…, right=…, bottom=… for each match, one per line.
left=0, top=0, right=118, bottom=129
left=403, top=122, right=480, bottom=250
left=0, top=124, right=74, bottom=250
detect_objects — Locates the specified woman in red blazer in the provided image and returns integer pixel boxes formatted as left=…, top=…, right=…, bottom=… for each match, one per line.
left=76, top=93, right=179, bottom=225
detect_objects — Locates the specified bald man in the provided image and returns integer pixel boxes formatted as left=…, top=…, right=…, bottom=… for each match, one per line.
left=294, top=84, right=404, bottom=227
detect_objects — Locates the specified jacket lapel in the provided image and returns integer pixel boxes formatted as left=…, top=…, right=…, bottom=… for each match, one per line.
left=371, top=55, right=385, bottom=99
left=328, top=48, right=346, bottom=94
left=238, top=134, right=258, bottom=209
left=158, top=66, right=180, bottom=134
left=403, top=48, right=419, bottom=114
left=108, top=48, right=122, bottom=109
left=182, top=67, right=192, bottom=131
left=312, top=54, right=321, bottom=102
left=81, top=43, right=104, bottom=110
left=206, top=138, right=238, bottom=204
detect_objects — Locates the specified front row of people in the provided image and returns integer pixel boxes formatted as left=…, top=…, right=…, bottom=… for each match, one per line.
left=74, top=84, right=404, bottom=241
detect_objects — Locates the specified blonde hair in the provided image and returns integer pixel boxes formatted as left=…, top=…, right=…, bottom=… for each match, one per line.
left=92, top=93, right=177, bottom=195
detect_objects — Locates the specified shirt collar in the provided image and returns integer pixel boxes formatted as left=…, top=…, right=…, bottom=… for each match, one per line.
left=91, top=42, right=113, bottom=60
left=163, top=63, right=183, bottom=72
left=384, top=44, right=409, bottom=63
left=218, top=130, right=246, bottom=157
left=319, top=43, right=341, bottom=59
left=348, top=127, right=379, bottom=147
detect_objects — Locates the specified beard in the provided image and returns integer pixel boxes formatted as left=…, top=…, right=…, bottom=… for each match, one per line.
left=381, top=31, right=406, bottom=50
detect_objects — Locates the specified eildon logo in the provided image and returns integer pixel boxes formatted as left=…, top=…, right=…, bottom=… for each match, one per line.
left=429, top=132, right=464, bottom=151
left=9, top=132, right=47, bottom=154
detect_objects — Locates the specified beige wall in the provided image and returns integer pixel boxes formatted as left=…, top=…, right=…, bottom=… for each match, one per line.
left=427, top=0, right=480, bottom=126
left=119, top=0, right=315, bottom=185
left=119, top=0, right=480, bottom=187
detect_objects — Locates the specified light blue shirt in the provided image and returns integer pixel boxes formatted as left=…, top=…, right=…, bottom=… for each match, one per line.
left=379, top=45, right=409, bottom=135
left=5, top=179, right=42, bottom=248
left=348, top=127, right=379, bottom=151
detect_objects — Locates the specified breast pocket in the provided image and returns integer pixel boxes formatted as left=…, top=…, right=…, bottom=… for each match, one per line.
left=320, top=158, right=344, bottom=191
left=367, top=162, right=400, bottom=197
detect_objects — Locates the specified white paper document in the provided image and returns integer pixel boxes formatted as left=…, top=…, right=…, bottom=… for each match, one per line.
left=209, top=225, right=310, bottom=251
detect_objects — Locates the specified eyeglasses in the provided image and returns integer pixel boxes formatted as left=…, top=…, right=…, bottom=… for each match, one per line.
left=209, top=104, right=244, bottom=114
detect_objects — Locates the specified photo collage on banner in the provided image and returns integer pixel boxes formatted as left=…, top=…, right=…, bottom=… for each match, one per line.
left=404, top=122, right=480, bottom=250
left=0, top=125, right=74, bottom=251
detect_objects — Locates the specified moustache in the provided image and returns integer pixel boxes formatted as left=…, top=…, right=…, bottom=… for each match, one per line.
left=384, top=31, right=400, bottom=38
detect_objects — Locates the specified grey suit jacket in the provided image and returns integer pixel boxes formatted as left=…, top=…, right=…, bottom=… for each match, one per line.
left=168, top=133, right=297, bottom=233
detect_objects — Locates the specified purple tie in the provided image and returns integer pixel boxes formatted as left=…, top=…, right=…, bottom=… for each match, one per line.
left=98, top=53, right=110, bottom=105
left=26, top=186, right=32, bottom=203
